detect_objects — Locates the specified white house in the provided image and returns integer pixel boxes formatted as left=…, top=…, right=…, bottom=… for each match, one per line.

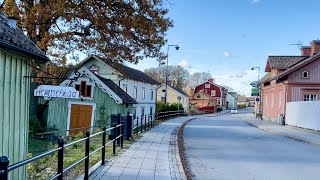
left=78, top=56, right=159, bottom=120
left=157, top=83, right=189, bottom=113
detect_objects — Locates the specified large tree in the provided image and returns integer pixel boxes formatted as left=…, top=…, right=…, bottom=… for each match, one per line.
left=2, top=0, right=172, bottom=64
left=144, top=65, right=190, bottom=89
left=188, top=72, right=213, bottom=88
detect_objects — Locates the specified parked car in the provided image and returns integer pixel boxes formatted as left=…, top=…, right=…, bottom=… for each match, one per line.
left=231, top=108, right=238, bottom=114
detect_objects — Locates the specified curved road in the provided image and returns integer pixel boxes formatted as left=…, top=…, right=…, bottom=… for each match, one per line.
left=184, top=109, right=320, bottom=180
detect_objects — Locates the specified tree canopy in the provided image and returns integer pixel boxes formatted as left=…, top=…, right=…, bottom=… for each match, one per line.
left=144, top=65, right=190, bottom=89
left=2, top=0, right=173, bottom=64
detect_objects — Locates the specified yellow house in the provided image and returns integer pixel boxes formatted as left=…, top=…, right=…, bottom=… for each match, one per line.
left=157, top=84, right=189, bottom=113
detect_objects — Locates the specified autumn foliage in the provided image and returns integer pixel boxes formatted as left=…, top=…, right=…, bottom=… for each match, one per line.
left=2, top=0, right=173, bottom=64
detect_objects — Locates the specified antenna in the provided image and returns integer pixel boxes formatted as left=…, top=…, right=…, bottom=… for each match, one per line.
left=289, top=40, right=302, bottom=48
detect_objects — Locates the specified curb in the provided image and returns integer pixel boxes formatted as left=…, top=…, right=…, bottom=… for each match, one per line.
left=245, top=121, right=320, bottom=147
left=177, top=111, right=230, bottom=180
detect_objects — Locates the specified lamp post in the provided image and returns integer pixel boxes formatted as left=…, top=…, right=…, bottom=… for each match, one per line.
left=165, top=44, right=180, bottom=104
left=251, top=66, right=261, bottom=116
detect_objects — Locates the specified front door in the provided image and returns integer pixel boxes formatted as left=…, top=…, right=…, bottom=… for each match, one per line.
left=69, top=104, right=93, bottom=135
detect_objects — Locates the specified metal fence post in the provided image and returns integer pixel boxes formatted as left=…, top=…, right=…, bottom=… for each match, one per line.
left=0, top=156, right=9, bottom=180
left=121, top=123, right=124, bottom=149
left=136, top=117, right=139, bottom=135
left=84, top=131, right=90, bottom=180
left=140, top=116, right=143, bottom=133
left=57, top=138, right=64, bottom=180
left=147, top=115, right=150, bottom=129
left=144, top=115, right=147, bottom=131
left=102, top=127, right=106, bottom=165
left=117, top=114, right=121, bottom=146
left=113, top=123, right=116, bottom=155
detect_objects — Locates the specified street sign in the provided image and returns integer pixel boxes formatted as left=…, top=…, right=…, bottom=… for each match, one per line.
left=250, top=81, right=259, bottom=88
left=34, top=85, right=80, bottom=99
left=251, top=88, right=259, bottom=96
left=256, top=97, right=260, bottom=102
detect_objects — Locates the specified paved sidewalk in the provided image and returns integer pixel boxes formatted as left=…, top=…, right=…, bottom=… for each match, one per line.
left=89, top=117, right=193, bottom=180
left=243, top=113, right=320, bottom=146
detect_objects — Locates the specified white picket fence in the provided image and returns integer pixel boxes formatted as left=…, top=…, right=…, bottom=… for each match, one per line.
left=286, top=101, right=320, bottom=131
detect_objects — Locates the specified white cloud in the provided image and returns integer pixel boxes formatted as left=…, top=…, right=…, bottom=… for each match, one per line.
left=177, top=59, right=191, bottom=68
left=251, top=0, right=261, bottom=3
left=224, top=51, right=232, bottom=57
left=214, top=70, right=260, bottom=96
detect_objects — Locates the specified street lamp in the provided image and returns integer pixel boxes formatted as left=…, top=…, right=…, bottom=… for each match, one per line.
left=251, top=66, right=261, bottom=116
left=165, top=44, right=180, bottom=104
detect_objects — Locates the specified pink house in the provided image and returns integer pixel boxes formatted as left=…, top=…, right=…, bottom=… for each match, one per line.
left=261, top=40, right=320, bottom=121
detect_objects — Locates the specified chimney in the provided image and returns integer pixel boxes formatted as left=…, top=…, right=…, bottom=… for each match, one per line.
left=310, top=40, right=320, bottom=56
left=166, top=80, right=173, bottom=86
left=300, top=46, right=311, bottom=56
left=208, top=78, right=214, bottom=83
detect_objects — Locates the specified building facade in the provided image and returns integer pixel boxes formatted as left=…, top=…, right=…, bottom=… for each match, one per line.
left=189, top=79, right=228, bottom=112
left=0, top=12, right=49, bottom=179
left=261, top=40, right=320, bottom=122
left=78, top=56, right=159, bottom=120
left=157, top=83, right=189, bottom=113
left=46, top=66, right=136, bottom=135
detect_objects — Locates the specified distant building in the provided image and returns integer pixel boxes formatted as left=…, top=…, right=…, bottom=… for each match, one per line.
left=157, top=81, right=189, bottom=113
left=189, top=79, right=228, bottom=112
left=227, top=92, right=238, bottom=109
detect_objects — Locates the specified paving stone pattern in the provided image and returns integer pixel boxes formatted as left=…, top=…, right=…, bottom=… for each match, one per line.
left=90, top=117, right=191, bottom=180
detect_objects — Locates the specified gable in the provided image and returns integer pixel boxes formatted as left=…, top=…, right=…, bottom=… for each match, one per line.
left=60, top=67, right=136, bottom=104
left=288, top=56, right=320, bottom=83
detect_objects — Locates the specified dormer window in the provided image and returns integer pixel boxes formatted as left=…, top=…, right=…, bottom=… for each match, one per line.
left=90, top=65, right=99, bottom=75
left=302, top=71, right=309, bottom=79
left=75, top=81, right=93, bottom=98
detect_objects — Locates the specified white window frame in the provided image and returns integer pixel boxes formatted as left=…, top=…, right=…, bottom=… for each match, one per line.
left=304, top=94, right=317, bottom=101
left=73, top=77, right=94, bottom=99
left=279, top=91, right=282, bottom=108
left=211, top=90, right=216, bottom=96
left=142, top=87, right=146, bottom=100
left=302, top=71, right=309, bottom=79
left=150, top=89, right=154, bottom=101
left=133, top=87, right=137, bottom=99
left=123, top=84, right=128, bottom=93
left=205, top=84, right=210, bottom=88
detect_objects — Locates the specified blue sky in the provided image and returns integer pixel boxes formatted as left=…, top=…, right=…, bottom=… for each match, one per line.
left=128, top=0, right=320, bottom=95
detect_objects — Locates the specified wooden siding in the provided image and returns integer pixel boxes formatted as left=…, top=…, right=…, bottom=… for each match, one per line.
left=47, top=78, right=132, bottom=133
left=261, top=84, right=286, bottom=122
left=287, top=84, right=320, bottom=102
left=0, top=50, right=31, bottom=179
left=289, top=57, right=320, bottom=83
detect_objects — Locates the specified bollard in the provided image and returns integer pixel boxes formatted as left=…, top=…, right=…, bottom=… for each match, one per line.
left=102, top=127, right=106, bottom=165
left=0, top=156, right=9, bottom=180
left=57, top=138, right=65, bottom=180
left=84, top=131, right=90, bottom=180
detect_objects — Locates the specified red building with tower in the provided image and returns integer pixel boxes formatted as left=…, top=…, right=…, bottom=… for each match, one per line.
left=189, top=79, right=228, bottom=112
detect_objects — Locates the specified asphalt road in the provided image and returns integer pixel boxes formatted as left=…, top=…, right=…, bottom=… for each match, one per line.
left=183, top=109, right=320, bottom=180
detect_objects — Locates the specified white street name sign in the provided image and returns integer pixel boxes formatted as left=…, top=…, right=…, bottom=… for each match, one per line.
left=34, top=85, right=80, bottom=99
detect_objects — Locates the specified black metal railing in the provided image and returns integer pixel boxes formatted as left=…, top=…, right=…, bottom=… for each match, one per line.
left=0, top=122, right=124, bottom=180
left=0, top=110, right=185, bottom=180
